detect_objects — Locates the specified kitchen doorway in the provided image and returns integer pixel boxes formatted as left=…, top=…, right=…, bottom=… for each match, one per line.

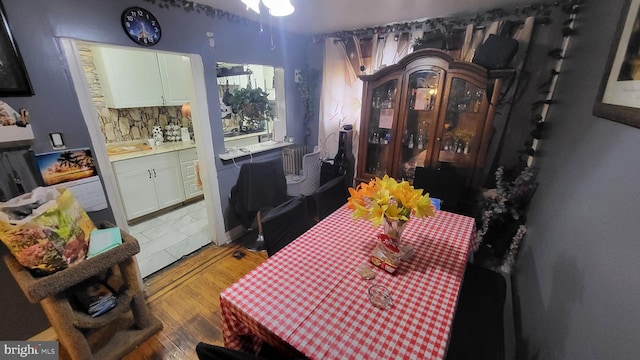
left=60, top=38, right=226, bottom=278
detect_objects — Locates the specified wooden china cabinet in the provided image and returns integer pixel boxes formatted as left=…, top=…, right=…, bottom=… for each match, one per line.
left=356, top=49, right=511, bottom=187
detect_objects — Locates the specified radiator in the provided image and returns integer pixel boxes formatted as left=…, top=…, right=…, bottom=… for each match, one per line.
left=282, top=145, right=307, bottom=175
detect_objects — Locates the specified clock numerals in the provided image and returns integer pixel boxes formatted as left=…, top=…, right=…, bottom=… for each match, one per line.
left=122, top=7, right=161, bottom=47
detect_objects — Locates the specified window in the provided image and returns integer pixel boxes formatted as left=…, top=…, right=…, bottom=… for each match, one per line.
left=217, top=62, right=286, bottom=149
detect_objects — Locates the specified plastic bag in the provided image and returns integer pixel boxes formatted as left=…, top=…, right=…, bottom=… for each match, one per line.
left=0, top=187, right=96, bottom=275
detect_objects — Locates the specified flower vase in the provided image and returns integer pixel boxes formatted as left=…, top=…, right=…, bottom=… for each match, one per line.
left=382, top=217, right=407, bottom=248
left=371, top=218, right=414, bottom=273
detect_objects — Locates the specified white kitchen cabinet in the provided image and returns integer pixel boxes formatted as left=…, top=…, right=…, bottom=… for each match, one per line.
left=113, top=152, right=185, bottom=220
left=92, top=46, right=190, bottom=108
left=158, top=53, right=192, bottom=106
left=178, top=148, right=203, bottom=199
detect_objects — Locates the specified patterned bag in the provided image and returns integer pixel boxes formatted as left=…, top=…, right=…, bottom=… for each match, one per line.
left=0, top=187, right=96, bottom=275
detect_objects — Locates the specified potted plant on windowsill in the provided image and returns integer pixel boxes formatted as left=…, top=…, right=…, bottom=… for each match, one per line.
left=228, top=86, right=273, bottom=133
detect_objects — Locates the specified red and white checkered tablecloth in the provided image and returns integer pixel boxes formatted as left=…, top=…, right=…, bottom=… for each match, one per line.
left=221, top=206, right=478, bottom=360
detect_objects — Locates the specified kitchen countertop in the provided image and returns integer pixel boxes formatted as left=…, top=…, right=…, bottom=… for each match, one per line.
left=108, top=139, right=292, bottom=162
left=108, top=141, right=196, bottom=162
left=218, top=140, right=292, bottom=161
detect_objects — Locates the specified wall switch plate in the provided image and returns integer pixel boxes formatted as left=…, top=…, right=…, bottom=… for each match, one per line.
left=49, top=132, right=65, bottom=149
left=294, top=69, right=302, bottom=83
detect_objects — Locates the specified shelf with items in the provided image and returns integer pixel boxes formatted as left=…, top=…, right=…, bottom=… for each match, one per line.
left=3, top=224, right=162, bottom=360
left=71, top=288, right=135, bottom=329
left=356, top=49, right=510, bottom=187
left=358, top=74, right=401, bottom=181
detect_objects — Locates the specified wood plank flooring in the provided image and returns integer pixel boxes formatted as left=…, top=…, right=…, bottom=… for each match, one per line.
left=121, top=242, right=267, bottom=359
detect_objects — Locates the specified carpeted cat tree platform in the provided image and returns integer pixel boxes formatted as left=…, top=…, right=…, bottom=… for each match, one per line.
left=4, top=226, right=162, bottom=360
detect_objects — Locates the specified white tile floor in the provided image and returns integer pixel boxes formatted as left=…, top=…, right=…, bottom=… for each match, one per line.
left=128, top=199, right=212, bottom=278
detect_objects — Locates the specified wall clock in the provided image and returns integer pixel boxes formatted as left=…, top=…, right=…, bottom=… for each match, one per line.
left=121, top=7, right=161, bottom=46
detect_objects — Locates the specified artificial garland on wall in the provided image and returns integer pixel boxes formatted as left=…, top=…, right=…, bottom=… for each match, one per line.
left=296, top=65, right=320, bottom=145
left=516, top=0, right=582, bottom=168
left=142, top=0, right=255, bottom=25
left=475, top=0, right=583, bottom=271
left=312, top=0, right=579, bottom=43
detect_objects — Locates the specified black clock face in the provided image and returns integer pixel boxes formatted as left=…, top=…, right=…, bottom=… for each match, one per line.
left=121, top=7, right=161, bottom=46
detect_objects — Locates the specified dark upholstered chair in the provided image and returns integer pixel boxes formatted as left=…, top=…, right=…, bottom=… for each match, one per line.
left=195, top=342, right=304, bottom=360
left=312, top=175, right=349, bottom=221
left=413, top=166, right=466, bottom=213
left=228, top=157, right=288, bottom=251
left=196, top=342, right=265, bottom=360
left=261, top=195, right=314, bottom=257
left=446, top=263, right=507, bottom=360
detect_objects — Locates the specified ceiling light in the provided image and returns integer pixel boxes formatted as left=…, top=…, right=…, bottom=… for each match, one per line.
left=262, top=0, right=294, bottom=16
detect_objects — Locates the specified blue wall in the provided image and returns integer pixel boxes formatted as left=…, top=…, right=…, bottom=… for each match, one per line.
left=1, top=0, right=314, bottom=221
left=514, top=0, right=640, bottom=358
left=0, top=0, right=315, bottom=339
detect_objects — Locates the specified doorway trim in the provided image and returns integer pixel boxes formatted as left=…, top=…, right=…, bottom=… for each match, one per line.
left=59, top=38, right=226, bottom=246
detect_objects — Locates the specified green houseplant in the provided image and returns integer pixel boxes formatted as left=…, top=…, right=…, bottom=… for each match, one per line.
left=228, top=86, right=273, bottom=132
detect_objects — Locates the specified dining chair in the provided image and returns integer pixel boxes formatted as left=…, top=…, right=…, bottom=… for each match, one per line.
left=413, top=166, right=466, bottom=213
left=285, top=150, right=321, bottom=196
left=196, top=342, right=265, bottom=360
left=227, top=157, right=289, bottom=251
left=446, top=262, right=507, bottom=360
left=195, top=341, right=306, bottom=359
left=312, top=175, right=350, bottom=221
left=261, top=195, right=314, bottom=257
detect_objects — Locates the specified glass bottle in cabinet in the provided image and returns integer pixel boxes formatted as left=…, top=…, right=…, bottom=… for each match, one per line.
left=357, top=49, right=509, bottom=187
left=397, top=69, right=441, bottom=181
left=362, top=78, right=398, bottom=179
left=435, top=77, right=486, bottom=169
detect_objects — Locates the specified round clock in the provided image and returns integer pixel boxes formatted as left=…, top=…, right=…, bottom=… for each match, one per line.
left=121, top=7, right=161, bottom=46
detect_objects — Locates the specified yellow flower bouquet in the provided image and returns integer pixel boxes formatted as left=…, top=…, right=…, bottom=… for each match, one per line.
left=347, top=175, right=435, bottom=227
left=347, top=175, right=436, bottom=273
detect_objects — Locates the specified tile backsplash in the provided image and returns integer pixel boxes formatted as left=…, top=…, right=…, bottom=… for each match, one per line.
left=79, top=45, right=190, bottom=144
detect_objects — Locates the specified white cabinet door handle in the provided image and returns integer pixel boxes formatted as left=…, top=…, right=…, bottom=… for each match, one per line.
left=148, top=169, right=152, bottom=179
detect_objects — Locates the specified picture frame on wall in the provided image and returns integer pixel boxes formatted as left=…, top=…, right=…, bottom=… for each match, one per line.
left=0, top=1, right=33, bottom=97
left=593, top=0, right=640, bottom=129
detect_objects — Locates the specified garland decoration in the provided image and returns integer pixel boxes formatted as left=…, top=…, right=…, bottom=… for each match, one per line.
left=500, top=224, right=527, bottom=273
left=142, top=0, right=255, bottom=25
left=311, top=1, right=579, bottom=43
left=516, top=0, right=582, bottom=168
left=296, top=65, right=320, bottom=145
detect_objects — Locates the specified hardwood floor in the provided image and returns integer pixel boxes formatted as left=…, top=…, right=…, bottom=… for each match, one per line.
left=121, top=241, right=267, bottom=359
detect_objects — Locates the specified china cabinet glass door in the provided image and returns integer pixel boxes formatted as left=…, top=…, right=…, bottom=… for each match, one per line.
left=435, top=77, right=487, bottom=169
left=397, top=69, right=442, bottom=181
left=363, top=79, right=398, bottom=178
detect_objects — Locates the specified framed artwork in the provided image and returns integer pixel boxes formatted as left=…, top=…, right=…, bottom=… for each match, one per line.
left=0, top=1, right=33, bottom=96
left=593, top=0, right=640, bottom=128
left=35, top=148, right=97, bottom=186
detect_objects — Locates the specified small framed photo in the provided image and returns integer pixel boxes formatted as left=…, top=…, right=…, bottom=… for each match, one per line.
left=0, top=2, right=33, bottom=96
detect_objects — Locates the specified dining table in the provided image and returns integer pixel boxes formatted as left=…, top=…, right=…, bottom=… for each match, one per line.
left=220, top=205, right=478, bottom=360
